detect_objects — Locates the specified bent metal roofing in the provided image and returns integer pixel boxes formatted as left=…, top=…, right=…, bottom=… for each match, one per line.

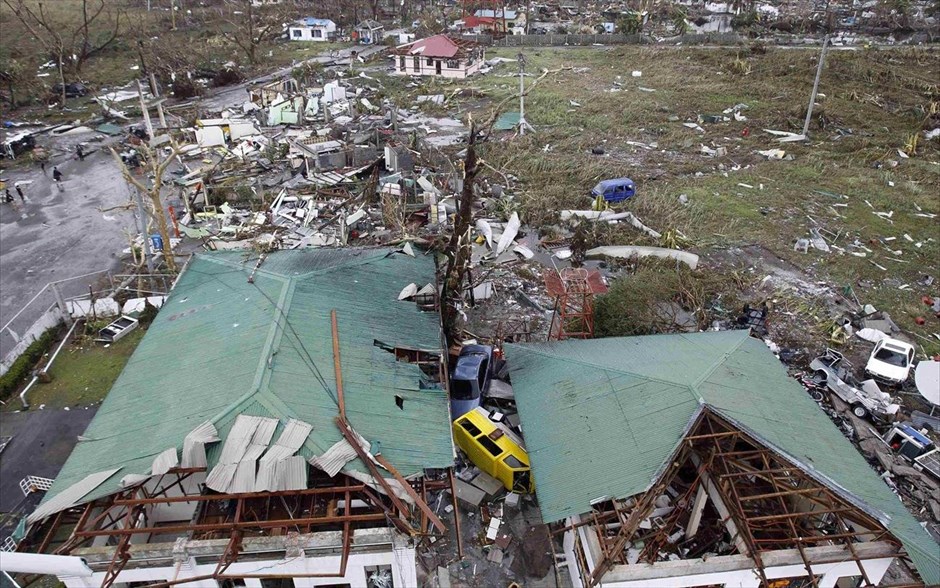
left=38, top=248, right=453, bottom=513
left=505, top=330, right=940, bottom=585
left=392, top=35, right=480, bottom=59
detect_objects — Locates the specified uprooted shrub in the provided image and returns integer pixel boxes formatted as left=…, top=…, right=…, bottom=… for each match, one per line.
left=594, top=260, right=742, bottom=337
left=0, top=328, right=59, bottom=403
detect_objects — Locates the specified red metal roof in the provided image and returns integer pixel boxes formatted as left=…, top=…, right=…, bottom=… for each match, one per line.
left=392, top=34, right=481, bottom=59
left=461, top=15, right=497, bottom=27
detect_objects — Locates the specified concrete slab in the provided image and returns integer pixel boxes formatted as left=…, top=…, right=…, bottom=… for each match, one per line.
left=470, top=470, right=504, bottom=496
left=0, top=408, right=97, bottom=512
left=454, top=478, right=486, bottom=507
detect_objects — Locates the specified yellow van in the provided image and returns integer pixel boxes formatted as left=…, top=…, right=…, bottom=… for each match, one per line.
left=453, top=407, right=533, bottom=494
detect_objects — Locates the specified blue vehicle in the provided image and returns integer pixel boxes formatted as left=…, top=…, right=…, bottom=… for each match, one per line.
left=591, top=178, right=636, bottom=203
left=450, top=344, right=494, bottom=419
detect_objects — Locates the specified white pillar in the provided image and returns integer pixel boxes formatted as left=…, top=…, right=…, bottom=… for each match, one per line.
left=391, top=534, right=418, bottom=588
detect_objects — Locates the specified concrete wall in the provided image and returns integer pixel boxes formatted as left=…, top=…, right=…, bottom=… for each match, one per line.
left=62, top=541, right=417, bottom=588
left=0, top=306, right=63, bottom=376
left=391, top=53, right=486, bottom=79
left=461, top=32, right=744, bottom=46
left=289, top=25, right=335, bottom=41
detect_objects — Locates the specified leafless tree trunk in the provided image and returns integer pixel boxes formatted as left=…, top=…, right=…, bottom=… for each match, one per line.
left=110, top=142, right=182, bottom=273
left=222, top=0, right=282, bottom=65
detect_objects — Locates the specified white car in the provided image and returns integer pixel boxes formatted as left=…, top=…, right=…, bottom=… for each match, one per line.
left=865, top=337, right=915, bottom=386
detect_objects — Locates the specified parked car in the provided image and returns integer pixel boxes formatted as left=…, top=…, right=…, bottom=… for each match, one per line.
left=51, top=82, right=89, bottom=98
left=884, top=424, right=940, bottom=481
left=591, top=177, right=636, bottom=203
left=810, top=348, right=900, bottom=421
left=865, top=337, right=915, bottom=386
left=450, top=344, right=494, bottom=419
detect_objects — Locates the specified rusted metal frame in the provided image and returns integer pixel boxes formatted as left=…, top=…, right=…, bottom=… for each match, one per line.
left=745, top=508, right=856, bottom=523
left=703, top=416, right=771, bottom=587
left=213, top=498, right=243, bottom=577
left=355, top=477, right=414, bottom=537
left=447, top=468, right=464, bottom=559
left=340, top=486, right=352, bottom=575
left=588, top=442, right=692, bottom=586
left=591, top=512, right=613, bottom=564
left=113, top=484, right=368, bottom=505
left=738, top=486, right=827, bottom=502
left=751, top=531, right=879, bottom=544
left=331, top=309, right=346, bottom=419
left=550, top=508, right=623, bottom=536
left=334, top=416, right=416, bottom=535
left=419, top=478, right=429, bottom=534
left=75, top=511, right=388, bottom=538
left=638, top=451, right=714, bottom=564
left=719, top=467, right=801, bottom=479
left=831, top=511, right=876, bottom=587
left=374, top=454, right=447, bottom=534
left=758, top=451, right=819, bottom=588
left=36, top=510, right=65, bottom=554
left=146, top=471, right=197, bottom=503
left=100, top=503, right=144, bottom=588
left=684, top=430, right=743, bottom=442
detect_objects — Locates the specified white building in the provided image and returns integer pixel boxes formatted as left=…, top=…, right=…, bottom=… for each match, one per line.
left=288, top=17, right=337, bottom=42
left=390, top=34, right=485, bottom=79
left=2, top=250, right=459, bottom=588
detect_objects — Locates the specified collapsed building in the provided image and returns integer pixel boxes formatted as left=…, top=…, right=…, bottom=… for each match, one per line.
left=7, top=248, right=459, bottom=588
left=506, top=331, right=940, bottom=587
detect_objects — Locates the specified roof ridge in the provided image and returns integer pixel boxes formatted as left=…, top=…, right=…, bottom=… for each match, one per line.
left=508, top=332, right=747, bottom=394
left=689, top=330, right=751, bottom=391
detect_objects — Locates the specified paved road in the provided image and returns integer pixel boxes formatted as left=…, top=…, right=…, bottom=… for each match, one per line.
left=0, top=407, right=98, bottom=512
left=0, top=45, right=390, bottom=359
left=0, top=137, right=136, bottom=358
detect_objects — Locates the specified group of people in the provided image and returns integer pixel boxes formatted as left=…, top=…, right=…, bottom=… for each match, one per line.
left=3, top=143, right=82, bottom=207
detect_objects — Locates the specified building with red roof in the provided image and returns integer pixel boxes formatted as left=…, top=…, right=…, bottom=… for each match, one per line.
left=390, top=35, right=486, bottom=79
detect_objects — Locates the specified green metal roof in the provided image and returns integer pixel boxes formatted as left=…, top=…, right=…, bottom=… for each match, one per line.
left=41, top=248, right=453, bottom=508
left=506, top=330, right=940, bottom=585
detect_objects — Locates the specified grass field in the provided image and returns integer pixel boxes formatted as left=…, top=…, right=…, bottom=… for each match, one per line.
left=19, top=328, right=144, bottom=410
left=377, top=45, right=940, bottom=353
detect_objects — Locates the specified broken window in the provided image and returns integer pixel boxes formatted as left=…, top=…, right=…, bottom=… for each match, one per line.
left=292, top=30, right=301, bottom=38
left=399, top=56, right=406, bottom=72
left=478, top=435, right=503, bottom=457
left=503, top=454, right=525, bottom=469
left=458, top=418, right=482, bottom=437
left=447, top=59, right=459, bottom=69
left=313, top=29, right=322, bottom=38
left=426, top=56, right=434, bottom=66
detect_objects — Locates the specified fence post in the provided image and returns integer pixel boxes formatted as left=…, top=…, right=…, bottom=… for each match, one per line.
left=50, top=282, right=73, bottom=327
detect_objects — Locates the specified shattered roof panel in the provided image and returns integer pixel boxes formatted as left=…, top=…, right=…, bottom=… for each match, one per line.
left=40, top=248, right=453, bottom=511
left=506, top=331, right=940, bottom=585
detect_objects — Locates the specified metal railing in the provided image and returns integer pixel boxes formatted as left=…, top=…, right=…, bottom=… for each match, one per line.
left=19, top=476, right=54, bottom=496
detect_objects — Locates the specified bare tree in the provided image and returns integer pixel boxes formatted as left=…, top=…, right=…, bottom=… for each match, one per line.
left=3, top=0, right=121, bottom=103
left=222, top=0, right=284, bottom=65
left=110, top=141, right=183, bottom=273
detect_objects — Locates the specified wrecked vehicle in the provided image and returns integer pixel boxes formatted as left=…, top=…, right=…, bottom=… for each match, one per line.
left=591, top=177, right=636, bottom=203
left=884, top=424, right=940, bottom=481
left=810, top=348, right=900, bottom=421
left=450, top=344, right=494, bottom=418
left=453, top=406, right=533, bottom=493
left=52, top=82, right=89, bottom=98
left=865, top=337, right=915, bottom=386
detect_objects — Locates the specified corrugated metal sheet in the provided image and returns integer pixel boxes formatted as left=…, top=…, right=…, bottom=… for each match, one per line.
left=274, top=456, right=308, bottom=491
left=27, top=469, right=121, bottom=523
left=505, top=331, right=940, bottom=585
left=207, top=415, right=278, bottom=493
left=39, top=248, right=452, bottom=514
left=255, top=419, right=313, bottom=491
left=309, top=438, right=361, bottom=477
left=151, top=448, right=179, bottom=476
left=181, top=421, right=219, bottom=468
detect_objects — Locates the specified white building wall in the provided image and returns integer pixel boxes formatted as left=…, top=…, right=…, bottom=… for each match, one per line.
left=289, top=25, right=334, bottom=42
left=391, top=53, right=486, bottom=79
left=62, top=544, right=417, bottom=588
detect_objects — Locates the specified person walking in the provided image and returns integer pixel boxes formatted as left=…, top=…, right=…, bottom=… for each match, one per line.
left=3, top=189, right=13, bottom=204
left=40, top=160, right=47, bottom=175
left=52, top=166, right=64, bottom=192
left=15, top=185, right=25, bottom=202
left=76, top=145, right=85, bottom=161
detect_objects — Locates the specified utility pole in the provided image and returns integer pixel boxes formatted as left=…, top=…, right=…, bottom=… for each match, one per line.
left=517, top=52, right=534, bottom=136
left=134, top=188, right=156, bottom=274
left=150, top=73, right=168, bottom=129
left=802, top=34, right=830, bottom=138
left=137, top=80, right=154, bottom=139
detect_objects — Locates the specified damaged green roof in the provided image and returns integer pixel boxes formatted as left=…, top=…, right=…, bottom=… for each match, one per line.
left=41, top=248, right=453, bottom=508
left=505, top=331, right=940, bottom=585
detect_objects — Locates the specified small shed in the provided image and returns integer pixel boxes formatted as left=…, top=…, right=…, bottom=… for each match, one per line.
left=354, top=20, right=384, bottom=44
left=288, top=17, right=337, bottom=42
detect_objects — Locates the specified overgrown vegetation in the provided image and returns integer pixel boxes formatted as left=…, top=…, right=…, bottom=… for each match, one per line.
left=402, top=45, right=939, bottom=352
left=0, top=328, right=58, bottom=403
left=595, top=261, right=742, bottom=336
